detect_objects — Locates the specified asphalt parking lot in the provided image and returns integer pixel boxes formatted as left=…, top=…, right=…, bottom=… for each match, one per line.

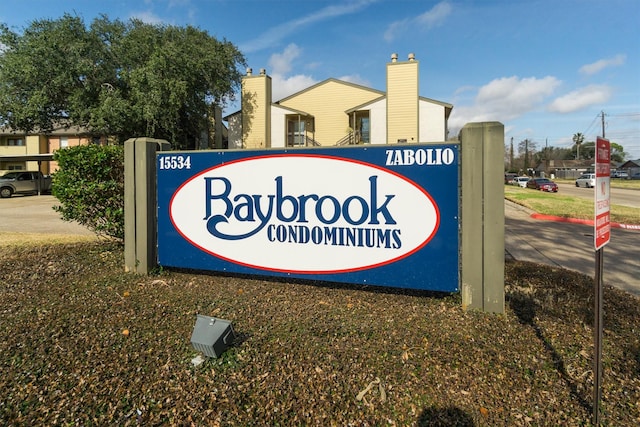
left=0, top=194, right=94, bottom=236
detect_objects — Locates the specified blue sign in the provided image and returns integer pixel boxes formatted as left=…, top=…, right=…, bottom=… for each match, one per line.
left=157, top=144, right=459, bottom=292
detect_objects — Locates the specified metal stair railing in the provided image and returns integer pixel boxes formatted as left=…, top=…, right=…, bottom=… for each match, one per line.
left=335, top=132, right=355, bottom=146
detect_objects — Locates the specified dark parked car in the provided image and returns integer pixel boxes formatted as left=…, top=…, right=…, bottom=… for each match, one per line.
left=526, top=178, right=558, bottom=192
left=630, top=172, right=640, bottom=180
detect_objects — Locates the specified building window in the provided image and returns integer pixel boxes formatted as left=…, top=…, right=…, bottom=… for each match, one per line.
left=1, top=138, right=25, bottom=146
left=60, top=136, right=69, bottom=148
left=353, top=111, right=370, bottom=144
left=357, top=116, right=370, bottom=144
left=287, top=119, right=306, bottom=146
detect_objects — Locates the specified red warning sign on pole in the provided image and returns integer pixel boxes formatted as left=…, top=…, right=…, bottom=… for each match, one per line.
left=594, top=137, right=610, bottom=250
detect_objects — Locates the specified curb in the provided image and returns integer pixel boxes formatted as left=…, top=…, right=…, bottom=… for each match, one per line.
left=530, top=213, right=640, bottom=231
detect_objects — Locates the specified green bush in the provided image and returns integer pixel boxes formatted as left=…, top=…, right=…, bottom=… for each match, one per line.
left=52, top=145, right=125, bottom=240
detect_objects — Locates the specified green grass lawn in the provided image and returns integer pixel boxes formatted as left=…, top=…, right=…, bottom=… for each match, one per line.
left=504, top=185, right=640, bottom=225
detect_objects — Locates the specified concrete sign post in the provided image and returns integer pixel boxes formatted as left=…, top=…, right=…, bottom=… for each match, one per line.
left=123, top=122, right=505, bottom=312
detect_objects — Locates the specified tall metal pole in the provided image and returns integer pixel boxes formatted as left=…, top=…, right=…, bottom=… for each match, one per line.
left=593, top=123, right=607, bottom=426
left=593, top=249, right=603, bottom=426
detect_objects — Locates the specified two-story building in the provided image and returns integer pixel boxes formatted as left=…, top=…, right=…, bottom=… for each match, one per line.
left=0, top=125, right=107, bottom=174
left=225, top=53, right=453, bottom=149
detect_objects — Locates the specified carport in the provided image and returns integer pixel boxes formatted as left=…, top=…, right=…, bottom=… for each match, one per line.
left=0, top=154, right=54, bottom=195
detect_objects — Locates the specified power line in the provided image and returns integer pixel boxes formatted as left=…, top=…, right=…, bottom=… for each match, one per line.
left=582, top=113, right=601, bottom=136
left=608, top=112, right=640, bottom=118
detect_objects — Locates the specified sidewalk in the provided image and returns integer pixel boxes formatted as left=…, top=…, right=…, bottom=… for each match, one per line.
left=504, top=200, right=639, bottom=297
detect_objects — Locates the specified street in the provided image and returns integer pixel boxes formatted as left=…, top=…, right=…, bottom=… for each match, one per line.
left=556, top=182, right=640, bottom=208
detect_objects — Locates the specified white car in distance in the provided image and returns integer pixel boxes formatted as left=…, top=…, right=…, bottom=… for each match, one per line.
left=513, top=176, right=530, bottom=188
left=575, top=173, right=596, bottom=188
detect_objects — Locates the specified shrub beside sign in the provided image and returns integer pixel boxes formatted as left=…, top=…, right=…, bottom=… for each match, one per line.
left=157, top=144, right=459, bottom=292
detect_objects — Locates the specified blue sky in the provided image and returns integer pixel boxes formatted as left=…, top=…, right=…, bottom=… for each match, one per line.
left=2, top=0, right=639, bottom=159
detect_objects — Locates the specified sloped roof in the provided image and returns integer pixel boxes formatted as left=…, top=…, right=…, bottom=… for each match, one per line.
left=619, top=159, right=640, bottom=168
left=345, top=95, right=386, bottom=114
left=0, top=123, right=95, bottom=136
left=271, top=104, right=315, bottom=117
left=223, top=76, right=454, bottom=120
left=0, top=154, right=54, bottom=162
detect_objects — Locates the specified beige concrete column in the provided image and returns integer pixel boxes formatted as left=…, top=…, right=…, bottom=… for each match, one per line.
left=460, top=122, right=505, bottom=313
left=124, top=137, right=170, bottom=274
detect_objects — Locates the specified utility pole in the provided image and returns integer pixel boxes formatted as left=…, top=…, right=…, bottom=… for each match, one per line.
left=510, top=137, right=514, bottom=170
left=545, top=137, right=548, bottom=160
left=601, top=110, right=606, bottom=138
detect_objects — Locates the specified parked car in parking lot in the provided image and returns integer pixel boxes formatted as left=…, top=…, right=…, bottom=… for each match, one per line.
left=0, top=171, right=52, bottom=198
left=526, top=177, right=558, bottom=192
left=513, top=176, right=529, bottom=188
left=612, top=171, right=629, bottom=179
left=575, top=173, right=596, bottom=188
left=504, top=173, right=517, bottom=184
left=630, top=172, right=640, bottom=180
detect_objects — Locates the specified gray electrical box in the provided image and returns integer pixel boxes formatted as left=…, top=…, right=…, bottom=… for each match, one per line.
left=190, top=315, right=235, bottom=358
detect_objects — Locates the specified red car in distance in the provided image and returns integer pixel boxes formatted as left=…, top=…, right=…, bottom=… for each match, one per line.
left=526, top=177, right=558, bottom=192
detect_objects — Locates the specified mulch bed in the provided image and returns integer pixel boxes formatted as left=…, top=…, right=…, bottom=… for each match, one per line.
left=1, top=242, right=638, bottom=425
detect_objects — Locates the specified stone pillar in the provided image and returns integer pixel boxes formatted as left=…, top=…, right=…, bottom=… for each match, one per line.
left=459, top=122, right=505, bottom=313
left=124, top=137, right=171, bottom=274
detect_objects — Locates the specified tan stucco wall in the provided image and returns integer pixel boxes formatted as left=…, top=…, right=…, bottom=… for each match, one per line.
left=242, top=74, right=272, bottom=149
left=386, top=59, right=419, bottom=143
left=278, top=80, right=381, bottom=146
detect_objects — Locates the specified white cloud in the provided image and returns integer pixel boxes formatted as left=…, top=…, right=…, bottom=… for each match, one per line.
left=547, top=85, right=612, bottom=113
left=448, top=75, right=560, bottom=131
left=268, top=44, right=302, bottom=75
left=453, top=85, right=476, bottom=96
left=265, top=45, right=371, bottom=101
left=241, top=0, right=378, bottom=53
left=337, top=74, right=370, bottom=87
left=129, top=11, right=164, bottom=24
left=384, top=1, right=452, bottom=42
left=271, top=74, right=318, bottom=101
left=265, top=44, right=318, bottom=100
left=579, top=54, right=626, bottom=76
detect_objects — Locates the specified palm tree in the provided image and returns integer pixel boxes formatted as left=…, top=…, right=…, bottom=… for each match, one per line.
left=573, top=132, right=585, bottom=160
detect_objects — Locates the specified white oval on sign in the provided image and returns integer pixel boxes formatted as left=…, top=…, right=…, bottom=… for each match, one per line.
left=170, top=154, right=440, bottom=274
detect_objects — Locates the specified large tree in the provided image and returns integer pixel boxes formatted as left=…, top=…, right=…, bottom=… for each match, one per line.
left=0, top=14, right=246, bottom=148
left=578, top=140, right=627, bottom=163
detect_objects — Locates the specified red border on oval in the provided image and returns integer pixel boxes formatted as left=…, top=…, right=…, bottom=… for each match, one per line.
left=169, top=153, right=441, bottom=275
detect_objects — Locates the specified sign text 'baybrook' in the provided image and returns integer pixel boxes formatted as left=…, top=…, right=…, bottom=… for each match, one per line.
left=203, top=175, right=400, bottom=250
